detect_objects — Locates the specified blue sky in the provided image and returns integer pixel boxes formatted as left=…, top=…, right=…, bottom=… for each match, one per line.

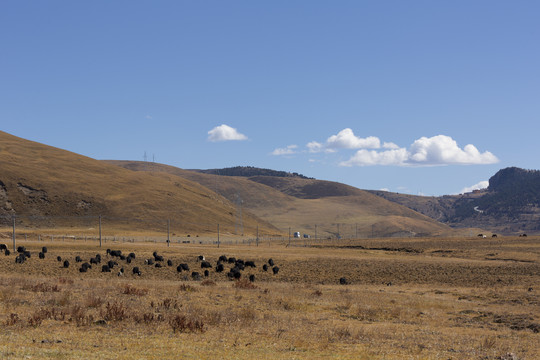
left=1, top=1, right=538, bottom=196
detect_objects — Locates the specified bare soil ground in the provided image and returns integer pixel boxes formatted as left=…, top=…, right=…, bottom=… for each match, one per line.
left=0, top=235, right=538, bottom=359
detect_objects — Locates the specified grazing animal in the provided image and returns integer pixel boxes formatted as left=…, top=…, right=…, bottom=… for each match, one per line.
left=118, top=268, right=124, bottom=276
left=245, top=261, right=256, bottom=268
left=268, top=258, right=275, bottom=266
left=249, top=274, right=255, bottom=282
left=204, top=270, right=209, bottom=277
left=15, top=254, right=26, bottom=264
left=262, top=264, right=268, bottom=272
left=201, top=260, right=212, bottom=269
left=63, top=260, right=70, bottom=268
left=339, top=277, right=348, bottom=285
left=90, top=257, right=99, bottom=265
left=197, top=255, right=205, bottom=262
left=145, top=258, right=154, bottom=265
left=38, top=252, right=45, bottom=259
left=272, top=266, right=280, bottom=275
left=216, top=263, right=224, bottom=273
left=126, top=257, right=132, bottom=264
left=228, top=257, right=236, bottom=264
left=23, top=251, right=31, bottom=258
left=128, top=252, right=136, bottom=259
left=75, top=256, right=82, bottom=263
left=4, top=249, right=10, bottom=256
left=155, top=263, right=162, bottom=268
left=101, top=265, right=111, bottom=272
left=167, top=259, right=173, bottom=266
left=57, top=256, right=62, bottom=262
left=176, top=265, right=183, bottom=273
left=180, top=263, right=189, bottom=271
left=219, top=255, right=228, bottom=262
left=17, top=246, right=25, bottom=253
left=0, top=244, right=7, bottom=251
left=107, top=260, right=117, bottom=269
left=132, top=266, right=141, bottom=276
left=41, top=246, right=47, bottom=253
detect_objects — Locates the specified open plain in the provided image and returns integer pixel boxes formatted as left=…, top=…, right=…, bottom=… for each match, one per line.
left=0, top=234, right=538, bottom=359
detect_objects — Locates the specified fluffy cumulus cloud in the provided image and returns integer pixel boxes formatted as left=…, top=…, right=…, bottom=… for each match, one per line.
left=460, top=180, right=489, bottom=194
left=272, top=145, right=298, bottom=156
left=340, top=135, right=498, bottom=167
left=326, top=128, right=381, bottom=150
left=207, top=124, right=248, bottom=142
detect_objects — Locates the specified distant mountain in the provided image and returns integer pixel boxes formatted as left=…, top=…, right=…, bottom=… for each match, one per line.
left=108, top=161, right=459, bottom=238
left=370, top=167, right=540, bottom=235
left=194, top=166, right=313, bottom=179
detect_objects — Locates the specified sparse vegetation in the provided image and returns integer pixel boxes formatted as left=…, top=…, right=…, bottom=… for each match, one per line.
left=0, top=236, right=538, bottom=359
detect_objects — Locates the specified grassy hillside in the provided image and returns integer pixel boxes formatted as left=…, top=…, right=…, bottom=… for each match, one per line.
left=0, top=131, right=278, bottom=236
left=107, top=161, right=458, bottom=238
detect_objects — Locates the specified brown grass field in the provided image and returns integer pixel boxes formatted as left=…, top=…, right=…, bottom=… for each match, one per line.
left=0, top=233, right=538, bottom=359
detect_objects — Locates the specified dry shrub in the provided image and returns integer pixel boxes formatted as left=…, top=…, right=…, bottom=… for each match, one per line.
left=122, top=284, right=148, bottom=296
left=70, top=305, right=93, bottom=326
left=158, top=298, right=178, bottom=310
left=101, top=301, right=128, bottom=322
left=312, top=289, right=323, bottom=297
left=85, top=294, right=104, bottom=308
left=133, top=311, right=165, bottom=324
left=233, top=278, right=257, bottom=289
left=57, top=277, right=74, bottom=285
left=179, top=284, right=196, bottom=292
left=201, top=279, right=216, bottom=286
left=168, top=313, right=205, bottom=333
left=5, top=313, right=20, bottom=326
left=24, top=282, right=61, bottom=293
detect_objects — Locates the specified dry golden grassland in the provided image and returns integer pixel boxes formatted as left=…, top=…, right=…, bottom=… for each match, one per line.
left=0, top=235, right=538, bottom=359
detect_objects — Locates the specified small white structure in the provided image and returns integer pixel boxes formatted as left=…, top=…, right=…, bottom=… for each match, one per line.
left=293, top=232, right=301, bottom=238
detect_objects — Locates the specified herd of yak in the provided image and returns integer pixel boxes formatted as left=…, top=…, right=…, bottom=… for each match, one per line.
left=0, top=243, right=280, bottom=282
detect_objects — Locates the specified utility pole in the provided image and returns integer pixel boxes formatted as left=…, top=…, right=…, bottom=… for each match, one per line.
left=167, top=219, right=170, bottom=247
left=12, top=215, right=16, bottom=251
left=99, top=215, right=102, bottom=247
left=217, top=223, right=220, bottom=248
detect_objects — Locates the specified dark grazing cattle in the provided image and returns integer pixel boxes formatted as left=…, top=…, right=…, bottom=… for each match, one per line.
left=90, top=257, right=99, bottom=265
left=38, top=252, right=45, bottom=259
left=17, top=246, right=25, bottom=253
left=339, top=277, right=348, bottom=285
left=75, top=256, right=82, bottom=263
left=216, top=263, right=225, bottom=273
left=126, top=257, right=132, bottom=264
left=204, top=270, right=209, bottom=277
left=0, top=244, right=7, bottom=251
left=107, top=260, right=117, bottom=269
left=133, top=266, right=141, bottom=276
left=23, top=251, right=31, bottom=258
left=63, top=260, right=70, bottom=268
left=41, top=246, right=47, bottom=253
left=219, top=255, right=228, bottom=262
left=15, top=254, right=26, bottom=264
left=180, top=263, right=189, bottom=271
left=101, top=264, right=111, bottom=272
left=145, top=258, right=154, bottom=265
left=249, top=274, right=255, bottom=282
left=262, top=264, right=268, bottom=272
left=228, top=257, right=236, bottom=264
left=4, top=249, right=10, bottom=256
left=57, top=256, right=62, bottom=262
left=245, top=261, right=256, bottom=268
left=201, top=261, right=212, bottom=269
left=272, top=266, right=280, bottom=275
left=155, top=263, right=162, bottom=268
left=167, top=259, right=173, bottom=266
left=176, top=265, right=183, bottom=273
left=154, top=255, right=164, bottom=262
left=268, top=259, right=275, bottom=266
left=128, top=252, right=136, bottom=259
left=110, top=250, right=122, bottom=257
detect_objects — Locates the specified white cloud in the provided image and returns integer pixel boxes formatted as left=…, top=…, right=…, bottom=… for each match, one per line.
left=207, top=124, right=248, bottom=142
left=340, top=135, right=499, bottom=167
left=408, top=135, right=498, bottom=165
left=307, top=141, right=324, bottom=153
left=272, top=145, right=298, bottom=156
left=460, top=180, right=489, bottom=194
left=383, top=142, right=399, bottom=149
left=340, top=148, right=409, bottom=166
left=326, top=128, right=380, bottom=150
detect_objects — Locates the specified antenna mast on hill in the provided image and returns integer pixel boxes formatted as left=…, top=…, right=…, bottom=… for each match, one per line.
left=235, top=193, right=244, bottom=236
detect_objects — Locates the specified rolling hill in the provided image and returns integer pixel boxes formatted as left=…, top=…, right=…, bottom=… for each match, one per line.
left=107, top=162, right=459, bottom=238
left=0, top=131, right=278, bottom=236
